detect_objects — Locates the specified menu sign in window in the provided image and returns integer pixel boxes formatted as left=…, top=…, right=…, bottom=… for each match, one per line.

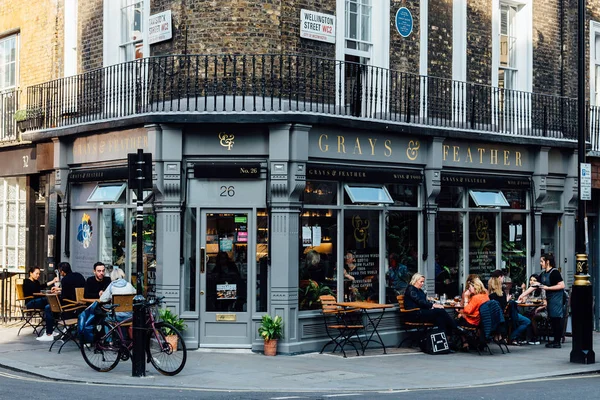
left=468, top=213, right=496, bottom=281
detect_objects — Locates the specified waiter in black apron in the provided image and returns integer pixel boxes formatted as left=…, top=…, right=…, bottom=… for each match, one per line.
left=538, top=254, right=565, bottom=348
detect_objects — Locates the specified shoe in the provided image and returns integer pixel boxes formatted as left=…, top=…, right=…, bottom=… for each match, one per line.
left=508, top=340, right=522, bottom=346
left=52, top=331, right=61, bottom=337
left=36, top=334, right=54, bottom=342
left=528, top=341, right=541, bottom=345
left=545, top=343, right=561, bottom=348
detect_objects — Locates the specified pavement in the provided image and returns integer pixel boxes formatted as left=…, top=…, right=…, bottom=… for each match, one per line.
left=1, top=322, right=600, bottom=392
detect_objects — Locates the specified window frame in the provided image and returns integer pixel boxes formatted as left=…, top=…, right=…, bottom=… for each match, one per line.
left=0, top=34, right=18, bottom=91
left=590, top=21, right=600, bottom=106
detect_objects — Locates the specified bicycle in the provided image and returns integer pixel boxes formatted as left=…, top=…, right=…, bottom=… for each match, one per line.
left=80, top=296, right=187, bottom=376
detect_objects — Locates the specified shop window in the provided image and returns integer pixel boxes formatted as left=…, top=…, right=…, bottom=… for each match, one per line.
left=303, top=181, right=337, bottom=205
left=468, top=190, right=509, bottom=207
left=343, top=209, right=380, bottom=302
left=299, top=210, right=337, bottom=311
left=437, top=186, right=464, bottom=208
left=98, top=208, right=126, bottom=268
left=256, top=209, right=269, bottom=312
left=504, top=189, right=527, bottom=209
left=183, top=207, right=197, bottom=312
left=502, top=213, right=527, bottom=291
left=344, top=184, right=393, bottom=204
left=386, top=184, right=418, bottom=207
left=435, top=212, right=464, bottom=298
left=87, top=183, right=127, bottom=203
left=130, top=211, right=156, bottom=298
left=0, top=177, right=26, bottom=271
left=468, top=212, right=496, bottom=282
left=385, top=211, right=418, bottom=303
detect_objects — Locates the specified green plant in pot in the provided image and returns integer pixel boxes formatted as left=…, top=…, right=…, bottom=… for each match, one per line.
left=258, top=314, right=283, bottom=356
left=159, top=307, right=187, bottom=351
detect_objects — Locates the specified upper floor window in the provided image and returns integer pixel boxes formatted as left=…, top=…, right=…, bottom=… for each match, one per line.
left=591, top=22, right=600, bottom=105
left=499, top=4, right=517, bottom=90
left=0, top=35, right=18, bottom=90
left=120, top=0, right=145, bottom=61
left=345, top=0, right=372, bottom=56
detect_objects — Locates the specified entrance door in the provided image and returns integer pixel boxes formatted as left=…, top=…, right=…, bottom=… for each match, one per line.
left=199, top=210, right=251, bottom=346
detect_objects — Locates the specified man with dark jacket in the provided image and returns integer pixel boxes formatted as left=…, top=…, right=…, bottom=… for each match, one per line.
left=36, top=262, right=85, bottom=342
left=84, top=261, right=111, bottom=299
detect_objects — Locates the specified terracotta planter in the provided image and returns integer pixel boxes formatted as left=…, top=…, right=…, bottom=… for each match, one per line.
left=263, top=339, right=278, bottom=356
left=166, top=334, right=178, bottom=352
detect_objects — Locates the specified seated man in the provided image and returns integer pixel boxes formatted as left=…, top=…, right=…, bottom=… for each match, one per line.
left=100, top=266, right=136, bottom=321
left=36, top=262, right=86, bottom=342
left=84, top=261, right=111, bottom=300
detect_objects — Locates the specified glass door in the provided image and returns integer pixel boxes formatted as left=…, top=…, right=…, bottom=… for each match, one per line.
left=199, top=210, right=251, bottom=346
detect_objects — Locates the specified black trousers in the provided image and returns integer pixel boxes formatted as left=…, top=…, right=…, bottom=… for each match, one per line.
left=419, top=308, right=457, bottom=336
left=550, top=317, right=563, bottom=344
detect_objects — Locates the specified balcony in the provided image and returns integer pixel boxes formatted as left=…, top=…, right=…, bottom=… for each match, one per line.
left=22, top=54, right=594, bottom=147
left=0, top=88, right=19, bottom=144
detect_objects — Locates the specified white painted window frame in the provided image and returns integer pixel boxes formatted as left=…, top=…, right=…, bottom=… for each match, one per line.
left=103, top=0, right=149, bottom=67
left=0, top=34, right=18, bottom=91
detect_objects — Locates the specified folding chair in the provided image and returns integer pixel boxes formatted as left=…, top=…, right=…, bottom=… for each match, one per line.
left=46, top=293, right=86, bottom=353
left=319, top=295, right=364, bottom=358
left=397, top=295, right=434, bottom=348
left=15, top=283, right=45, bottom=336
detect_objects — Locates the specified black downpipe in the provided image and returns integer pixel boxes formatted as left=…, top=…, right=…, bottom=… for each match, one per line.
left=530, top=179, right=536, bottom=257
left=422, top=174, right=428, bottom=262
left=64, top=175, right=71, bottom=258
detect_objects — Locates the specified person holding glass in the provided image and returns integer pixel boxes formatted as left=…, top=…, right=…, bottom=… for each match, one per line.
left=488, top=274, right=530, bottom=346
left=404, top=273, right=457, bottom=340
left=518, top=273, right=547, bottom=345
left=455, top=277, right=489, bottom=350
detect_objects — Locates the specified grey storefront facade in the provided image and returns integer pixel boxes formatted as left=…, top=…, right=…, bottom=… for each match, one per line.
left=49, top=121, right=577, bottom=353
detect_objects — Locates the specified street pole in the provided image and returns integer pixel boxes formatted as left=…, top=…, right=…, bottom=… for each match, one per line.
left=132, top=148, right=146, bottom=376
left=570, top=0, right=595, bottom=364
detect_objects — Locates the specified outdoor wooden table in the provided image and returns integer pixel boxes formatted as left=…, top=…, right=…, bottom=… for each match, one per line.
left=81, top=298, right=99, bottom=304
left=335, top=301, right=394, bottom=354
left=517, top=303, right=542, bottom=308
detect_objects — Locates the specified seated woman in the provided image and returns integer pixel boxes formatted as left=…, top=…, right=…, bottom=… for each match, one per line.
left=22, top=266, right=54, bottom=310
left=488, top=275, right=530, bottom=345
left=404, top=273, right=457, bottom=339
left=461, top=274, right=480, bottom=306
left=457, top=277, right=489, bottom=329
left=518, top=273, right=547, bottom=345
left=99, top=266, right=136, bottom=321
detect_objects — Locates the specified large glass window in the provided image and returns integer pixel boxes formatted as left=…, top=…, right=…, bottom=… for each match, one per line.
left=0, top=177, right=26, bottom=272
left=0, top=35, right=17, bottom=90
left=385, top=211, right=418, bottom=303
left=256, top=209, right=269, bottom=312
left=343, top=209, right=379, bottom=302
left=120, top=0, right=145, bottom=61
left=435, top=212, right=464, bottom=298
left=98, top=208, right=126, bottom=267
left=345, top=0, right=372, bottom=52
left=183, top=207, right=197, bottom=312
left=299, top=209, right=337, bottom=310
left=499, top=3, right=518, bottom=90
left=468, top=212, right=496, bottom=282
left=502, top=213, right=527, bottom=292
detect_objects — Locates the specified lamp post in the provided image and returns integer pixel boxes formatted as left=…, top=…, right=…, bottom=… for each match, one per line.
left=570, top=0, right=595, bottom=365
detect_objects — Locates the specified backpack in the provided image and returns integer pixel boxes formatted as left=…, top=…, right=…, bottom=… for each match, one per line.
left=419, top=328, right=451, bottom=355
left=77, top=301, right=100, bottom=343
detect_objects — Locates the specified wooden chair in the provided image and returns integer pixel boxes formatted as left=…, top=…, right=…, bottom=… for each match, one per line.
left=15, top=283, right=45, bottom=336
left=45, top=293, right=86, bottom=353
left=113, top=294, right=135, bottom=313
left=396, top=294, right=434, bottom=348
left=319, top=295, right=364, bottom=358
left=75, top=287, right=85, bottom=304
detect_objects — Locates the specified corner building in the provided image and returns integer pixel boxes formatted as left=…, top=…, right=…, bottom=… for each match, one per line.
left=11, top=0, right=599, bottom=351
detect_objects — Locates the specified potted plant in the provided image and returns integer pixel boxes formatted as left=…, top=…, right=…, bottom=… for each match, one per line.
left=258, top=314, right=283, bottom=356
left=13, top=109, right=27, bottom=132
left=159, top=307, right=187, bottom=351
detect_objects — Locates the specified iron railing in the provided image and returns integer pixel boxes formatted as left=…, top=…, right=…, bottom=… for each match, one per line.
left=23, top=54, right=590, bottom=142
left=0, top=88, right=19, bottom=143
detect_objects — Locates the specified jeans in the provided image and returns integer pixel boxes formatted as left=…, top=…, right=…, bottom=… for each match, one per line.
left=44, top=304, right=55, bottom=335
left=26, top=297, right=48, bottom=310
left=510, top=313, right=531, bottom=341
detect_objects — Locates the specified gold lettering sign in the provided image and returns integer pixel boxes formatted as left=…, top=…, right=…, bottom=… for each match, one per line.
left=219, top=132, right=235, bottom=150
left=216, top=314, right=237, bottom=322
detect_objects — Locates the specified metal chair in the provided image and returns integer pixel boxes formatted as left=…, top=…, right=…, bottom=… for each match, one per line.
left=45, top=293, right=85, bottom=353
left=396, top=294, right=434, bottom=348
left=15, top=283, right=45, bottom=336
left=319, top=295, right=364, bottom=357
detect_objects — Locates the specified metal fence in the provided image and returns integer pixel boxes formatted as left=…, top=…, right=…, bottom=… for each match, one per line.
left=23, top=54, right=587, bottom=141
left=0, top=88, right=19, bottom=143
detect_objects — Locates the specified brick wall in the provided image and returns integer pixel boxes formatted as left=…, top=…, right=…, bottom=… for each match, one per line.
left=0, top=0, right=63, bottom=98
left=428, top=0, right=452, bottom=79
left=79, top=0, right=103, bottom=72
left=389, top=0, right=420, bottom=74
left=466, top=0, right=491, bottom=85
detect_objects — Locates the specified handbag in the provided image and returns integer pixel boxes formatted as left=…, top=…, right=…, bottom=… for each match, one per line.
left=419, top=328, right=451, bottom=354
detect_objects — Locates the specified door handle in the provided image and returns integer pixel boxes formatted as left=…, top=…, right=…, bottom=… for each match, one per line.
left=200, top=247, right=206, bottom=273
left=200, top=290, right=205, bottom=295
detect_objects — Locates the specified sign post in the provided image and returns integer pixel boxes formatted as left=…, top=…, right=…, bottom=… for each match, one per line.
left=129, top=149, right=152, bottom=377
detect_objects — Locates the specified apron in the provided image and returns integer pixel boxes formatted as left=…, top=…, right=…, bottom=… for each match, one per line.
left=540, top=268, right=563, bottom=318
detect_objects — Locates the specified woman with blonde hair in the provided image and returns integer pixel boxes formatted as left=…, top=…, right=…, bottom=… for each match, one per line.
left=458, top=277, right=489, bottom=328
left=489, top=275, right=530, bottom=345
left=461, top=274, right=480, bottom=305
left=404, top=273, right=457, bottom=339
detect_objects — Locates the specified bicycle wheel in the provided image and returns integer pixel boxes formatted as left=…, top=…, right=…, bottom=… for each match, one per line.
left=81, top=322, right=122, bottom=372
left=146, top=322, right=187, bottom=376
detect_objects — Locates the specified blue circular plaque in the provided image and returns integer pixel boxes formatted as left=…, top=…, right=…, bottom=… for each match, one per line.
left=395, top=7, right=413, bottom=38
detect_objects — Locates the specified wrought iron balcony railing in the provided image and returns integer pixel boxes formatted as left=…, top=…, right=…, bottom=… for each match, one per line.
left=0, top=88, right=19, bottom=143
left=23, top=54, right=591, bottom=145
